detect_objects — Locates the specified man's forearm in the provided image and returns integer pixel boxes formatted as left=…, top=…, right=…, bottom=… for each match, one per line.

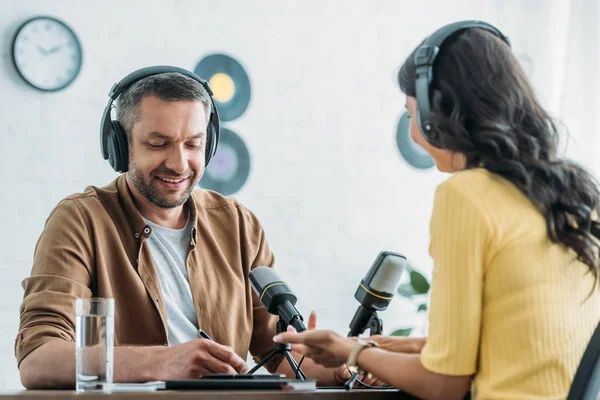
left=20, top=340, right=163, bottom=389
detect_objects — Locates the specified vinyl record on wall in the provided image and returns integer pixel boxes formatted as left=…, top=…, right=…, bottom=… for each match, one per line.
left=396, top=111, right=435, bottom=170
left=198, top=128, right=250, bottom=196
left=194, top=54, right=251, bottom=122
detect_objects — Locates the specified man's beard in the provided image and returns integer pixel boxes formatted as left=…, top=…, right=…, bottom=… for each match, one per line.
left=128, top=163, right=198, bottom=209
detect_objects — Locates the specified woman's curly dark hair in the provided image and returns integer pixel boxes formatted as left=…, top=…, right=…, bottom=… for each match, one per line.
left=399, top=28, right=600, bottom=287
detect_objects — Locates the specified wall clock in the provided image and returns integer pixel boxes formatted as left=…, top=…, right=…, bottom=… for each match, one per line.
left=12, top=16, right=83, bottom=92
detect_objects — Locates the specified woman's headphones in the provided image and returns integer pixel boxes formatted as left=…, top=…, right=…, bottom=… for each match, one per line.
left=99, top=65, right=220, bottom=173
left=413, top=20, right=511, bottom=138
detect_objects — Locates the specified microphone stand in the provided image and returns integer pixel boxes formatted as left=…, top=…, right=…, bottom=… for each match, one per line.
left=344, top=310, right=383, bottom=390
left=348, top=311, right=383, bottom=338
left=247, top=318, right=307, bottom=380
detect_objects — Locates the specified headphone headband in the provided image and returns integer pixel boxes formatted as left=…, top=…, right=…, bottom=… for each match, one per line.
left=420, top=21, right=510, bottom=57
left=100, top=65, right=220, bottom=172
left=414, top=20, right=511, bottom=135
left=108, top=66, right=214, bottom=100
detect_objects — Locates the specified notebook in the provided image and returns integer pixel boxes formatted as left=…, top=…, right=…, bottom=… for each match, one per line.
left=111, top=375, right=316, bottom=392
left=164, top=377, right=316, bottom=391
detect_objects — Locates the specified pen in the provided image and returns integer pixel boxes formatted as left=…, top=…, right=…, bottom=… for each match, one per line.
left=198, top=329, right=214, bottom=341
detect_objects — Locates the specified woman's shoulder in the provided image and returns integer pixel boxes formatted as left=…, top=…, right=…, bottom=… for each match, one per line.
left=439, top=168, right=516, bottom=199
left=436, top=168, right=496, bottom=200
left=443, top=168, right=497, bottom=188
left=436, top=167, right=538, bottom=223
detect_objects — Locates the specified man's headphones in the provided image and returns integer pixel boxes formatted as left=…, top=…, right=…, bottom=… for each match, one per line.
left=413, top=20, right=511, bottom=137
left=100, top=66, right=220, bottom=173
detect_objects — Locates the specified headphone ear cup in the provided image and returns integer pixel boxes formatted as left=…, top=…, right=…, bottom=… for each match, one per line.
left=424, top=89, right=445, bottom=144
left=205, top=97, right=220, bottom=168
left=205, top=123, right=214, bottom=167
left=109, top=121, right=129, bottom=173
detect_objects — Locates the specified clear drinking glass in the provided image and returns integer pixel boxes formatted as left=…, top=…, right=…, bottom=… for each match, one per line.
left=75, top=298, right=114, bottom=392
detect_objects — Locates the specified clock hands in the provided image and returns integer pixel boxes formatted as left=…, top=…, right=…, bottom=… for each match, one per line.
left=36, top=44, right=65, bottom=56
left=47, top=45, right=63, bottom=54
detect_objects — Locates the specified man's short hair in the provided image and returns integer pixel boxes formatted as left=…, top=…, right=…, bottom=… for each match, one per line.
left=116, top=72, right=212, bottom=138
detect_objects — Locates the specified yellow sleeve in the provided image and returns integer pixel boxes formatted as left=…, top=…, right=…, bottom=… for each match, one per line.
left=420, top=180, right=492, bottom=376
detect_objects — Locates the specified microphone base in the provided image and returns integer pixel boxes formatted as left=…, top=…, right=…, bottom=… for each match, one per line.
left=246, top=318, right=307, bottom=380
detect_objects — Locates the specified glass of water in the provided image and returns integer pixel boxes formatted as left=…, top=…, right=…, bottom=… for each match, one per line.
left=75, top=298, right=114, bottom=392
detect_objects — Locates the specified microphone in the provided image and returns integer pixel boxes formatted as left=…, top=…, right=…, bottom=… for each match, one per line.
left=348, top=251, right=407, bottom=337
left=249, top=266, right=307, bottom=332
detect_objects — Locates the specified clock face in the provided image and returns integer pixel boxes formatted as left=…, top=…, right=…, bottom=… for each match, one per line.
left=12, top=16, right=83, bottom=92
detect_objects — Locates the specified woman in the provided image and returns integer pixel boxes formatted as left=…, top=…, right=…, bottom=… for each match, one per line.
left=274, top=21, right=600, bottom=399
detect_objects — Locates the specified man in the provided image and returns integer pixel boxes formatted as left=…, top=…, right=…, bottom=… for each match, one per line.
left=16, top=68, right=348, bottom=388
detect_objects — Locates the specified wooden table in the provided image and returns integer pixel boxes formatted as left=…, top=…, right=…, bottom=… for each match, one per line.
left=0, top=389, right=419, bottom=399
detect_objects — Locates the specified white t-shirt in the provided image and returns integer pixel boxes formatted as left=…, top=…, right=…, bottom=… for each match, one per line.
left=143, top=217, right=199, bottom=345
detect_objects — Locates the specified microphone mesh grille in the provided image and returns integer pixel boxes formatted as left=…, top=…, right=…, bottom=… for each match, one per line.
left=369, top=254, right=406, bottom=294
left=249, top=266, right=282, bottom=293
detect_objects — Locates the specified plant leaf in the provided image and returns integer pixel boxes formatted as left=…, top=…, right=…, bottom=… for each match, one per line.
left=397, top=283, right=417, bottom=297
left=417, top=303, right=428, bottom=312
left=410, top=270, right=430, bottom=294
left=390, top=328, right=412, bottom=336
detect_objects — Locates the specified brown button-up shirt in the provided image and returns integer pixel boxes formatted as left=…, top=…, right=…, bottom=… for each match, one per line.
left=16, top=175, right=281, bottom=371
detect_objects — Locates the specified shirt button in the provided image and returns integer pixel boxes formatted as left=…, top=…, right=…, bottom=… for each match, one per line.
left=144, top=227, right=150, bottom=234
left=134, top=233, right=140, bottom=239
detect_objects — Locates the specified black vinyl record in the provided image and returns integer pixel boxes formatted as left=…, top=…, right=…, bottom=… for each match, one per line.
left=396, top=112, right=435, bottom=170
left=194, top=54, right=251, bottom=122
left=198, top=128, right=250, bottom=196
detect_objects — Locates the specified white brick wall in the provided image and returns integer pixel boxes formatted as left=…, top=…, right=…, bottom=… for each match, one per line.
left=1, top=0, right=598, bottom=389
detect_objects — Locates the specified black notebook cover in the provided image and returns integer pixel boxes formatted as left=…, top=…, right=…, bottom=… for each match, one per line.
left=164, top=378, right=316, bottom=391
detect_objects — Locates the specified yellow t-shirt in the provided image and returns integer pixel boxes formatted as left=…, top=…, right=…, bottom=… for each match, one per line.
left=420, top=168, right=600, bottom=399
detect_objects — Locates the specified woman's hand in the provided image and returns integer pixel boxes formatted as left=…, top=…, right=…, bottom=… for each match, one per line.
left=277, top=313, right=384, bottom=387
left=275, top=328, right=355, bottom=368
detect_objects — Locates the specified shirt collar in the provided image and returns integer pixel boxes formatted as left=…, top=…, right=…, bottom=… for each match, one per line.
left=116, top=174, right=199, bottom=243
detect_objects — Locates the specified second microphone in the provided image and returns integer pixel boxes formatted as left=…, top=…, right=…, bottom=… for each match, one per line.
left=249, top=266, right=307, bottom=332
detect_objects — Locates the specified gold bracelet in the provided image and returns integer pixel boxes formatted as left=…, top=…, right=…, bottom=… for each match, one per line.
left=346, top=339, right=379, bottom=377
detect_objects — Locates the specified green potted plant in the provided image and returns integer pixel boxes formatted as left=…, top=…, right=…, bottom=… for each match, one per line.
left=390, top=263, right=431, bottom=337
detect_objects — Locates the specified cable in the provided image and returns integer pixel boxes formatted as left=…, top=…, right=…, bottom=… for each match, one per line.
left=343, top=367, right=395, bottom=390
left=297, top=355, right=306, bottom=370
left=295, top=356, right=306, bottom=379
left=297, top=356, right=392, bottom=389
left=355, top=377, right=394, bottom=389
